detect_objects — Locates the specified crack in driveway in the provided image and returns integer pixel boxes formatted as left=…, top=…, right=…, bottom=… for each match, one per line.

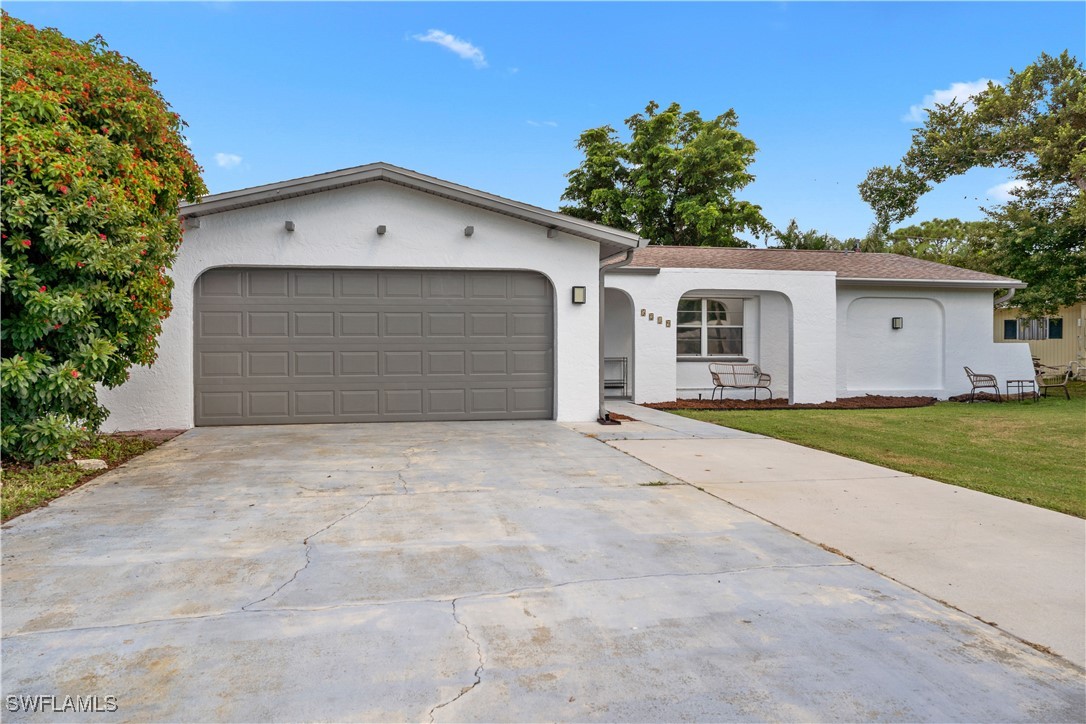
left=241, top=496, right=377, bottom=611
left=2, top=562, right=855, bottom=640
left=428, top=598, right=485, bottom=722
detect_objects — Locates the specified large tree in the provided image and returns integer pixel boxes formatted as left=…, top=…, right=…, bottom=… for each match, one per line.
left=859, top=51, right=1085, bottom=311
left=0, top=13, right=206, bottom=462
left=561, top=101, right=771, bottom=247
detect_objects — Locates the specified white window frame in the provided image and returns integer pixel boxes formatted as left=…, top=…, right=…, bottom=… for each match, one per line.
left=676, top=298, right=744, bottom=358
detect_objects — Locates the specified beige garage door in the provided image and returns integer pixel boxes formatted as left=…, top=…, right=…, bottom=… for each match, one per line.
left=193, top=268, right=554, bottom=425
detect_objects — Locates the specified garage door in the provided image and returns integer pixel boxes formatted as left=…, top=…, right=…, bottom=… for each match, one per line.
left=193, top=268, right=554, bottom=425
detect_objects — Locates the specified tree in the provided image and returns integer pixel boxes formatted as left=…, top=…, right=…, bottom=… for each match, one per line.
left=561, top=101, right=772, bottom=247
left=773, top=219, right=844, bottom=250
left=859, top=51, right=1085, bottom=312
left=0, top=13, right=206, bottom=462
left=884, top=218, right=1001, bottom=271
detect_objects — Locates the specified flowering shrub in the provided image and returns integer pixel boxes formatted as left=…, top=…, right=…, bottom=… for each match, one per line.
left=1, top=13, right=206, bottom=462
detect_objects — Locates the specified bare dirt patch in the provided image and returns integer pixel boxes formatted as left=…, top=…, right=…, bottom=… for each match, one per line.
left=644, top=395, right=937, bottom=411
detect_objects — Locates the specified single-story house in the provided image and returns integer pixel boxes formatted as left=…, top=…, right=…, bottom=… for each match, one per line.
left=993, top=302, right=1085, bottom=376
left=98, top=163, right=1035, bottom=430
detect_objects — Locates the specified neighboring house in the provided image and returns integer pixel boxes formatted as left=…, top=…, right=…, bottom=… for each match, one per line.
left=993, top=302, right=1085, bottom=377
left=97, top=163, right=1035, bottom=431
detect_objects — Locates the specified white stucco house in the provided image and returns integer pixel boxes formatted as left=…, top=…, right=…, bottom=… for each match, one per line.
left=99, top=163, right=1034, bottom=431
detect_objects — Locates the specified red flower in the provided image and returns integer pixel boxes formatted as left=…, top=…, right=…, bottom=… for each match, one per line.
left=98, top=233, right=107, bottom=240
left=77, top=262, right=85, bottom=268
left=38, top=286, right=46, bottom=292
left=5, top=179, right=12, bottom=186
left=70, top=369, right=80, bottom=378
left=58, top=185, right=68, bottom=194
left=22, top=240, right=30, bottom=247
left=140, top=249, right=147, bottom=255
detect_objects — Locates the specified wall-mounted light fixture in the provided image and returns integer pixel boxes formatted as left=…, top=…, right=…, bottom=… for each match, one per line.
left=464, top=226, right=474, bottom=237
left=547, top=228, right=558, bottom=239
left=571, top=286, right=587, bottom=304
left=376, top=225, right=387, bottom=235
left=891, top=316, right=904, bottom=330
left=284, top=221, right=296, bottom=232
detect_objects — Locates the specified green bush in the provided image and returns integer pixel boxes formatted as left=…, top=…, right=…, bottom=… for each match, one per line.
left=0, top=13, right=206, bottom=463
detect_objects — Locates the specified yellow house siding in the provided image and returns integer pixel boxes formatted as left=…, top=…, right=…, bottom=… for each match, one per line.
left=994, top=303, right=1086, bottom=375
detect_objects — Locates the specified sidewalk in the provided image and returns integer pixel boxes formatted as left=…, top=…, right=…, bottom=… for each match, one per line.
left=573, top=401, right=1086, bottom=669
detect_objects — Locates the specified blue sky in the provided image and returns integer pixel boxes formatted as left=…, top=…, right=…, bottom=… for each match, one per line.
left=7, top=2, right=1083, bottom=242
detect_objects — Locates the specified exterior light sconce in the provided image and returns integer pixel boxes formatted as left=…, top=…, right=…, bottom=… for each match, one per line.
left=891, top=317, right=904, bottom=330
left=571, top=286, right=587, bottom=304
left=648, top=312, right=655, bottom=321
left=464, top=226, right=474, bottom=237
left=547, top=228, right=558, bottom=239
left=284, top=221, right=295, bottom=232
left=376, top=225, right=387, bottom=235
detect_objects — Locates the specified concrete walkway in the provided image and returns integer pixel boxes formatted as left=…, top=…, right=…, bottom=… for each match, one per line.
left=594, top=400, right=1086, bottom=669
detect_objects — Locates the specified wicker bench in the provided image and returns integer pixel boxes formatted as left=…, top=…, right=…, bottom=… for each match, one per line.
left=709, top=363, right=772, bottom=401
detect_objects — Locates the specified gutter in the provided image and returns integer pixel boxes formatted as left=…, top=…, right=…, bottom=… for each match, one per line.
left=994, top=288, right=1017, bottom=306
left=598, top=245, right=642, bottom=424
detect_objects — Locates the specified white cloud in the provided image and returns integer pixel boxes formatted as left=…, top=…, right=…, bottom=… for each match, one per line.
left=214, top=152, right=242, bottom=169
left=527, top=120, right=558, bottom=127
left=987, top=179, right=1028, bottom=201
left=903, top=79, right=996, bottom=123
left=413, top=29, right=487, bottom=69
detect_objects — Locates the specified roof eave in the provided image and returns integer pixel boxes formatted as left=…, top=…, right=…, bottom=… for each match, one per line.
left=836, top=277, right=1026, bottom=289
left=178, top=163, right=641, bottom=255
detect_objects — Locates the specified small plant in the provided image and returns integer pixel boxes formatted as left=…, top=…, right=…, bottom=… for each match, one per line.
left=639, top=480, right=674, bottom=487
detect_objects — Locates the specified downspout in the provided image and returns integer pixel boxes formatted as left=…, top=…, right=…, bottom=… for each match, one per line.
left=598, top=245, right=641, bottom=424
left=994, top=288, right=1016, bottom=306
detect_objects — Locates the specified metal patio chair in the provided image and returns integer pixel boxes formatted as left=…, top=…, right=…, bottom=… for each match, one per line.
left=963, top=366, right=1001, bottom=402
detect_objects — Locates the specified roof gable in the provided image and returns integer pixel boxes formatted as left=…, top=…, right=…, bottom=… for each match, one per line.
left=180, top=162, right=642, bottom=259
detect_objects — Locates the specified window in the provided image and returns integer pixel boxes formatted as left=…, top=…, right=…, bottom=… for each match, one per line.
left=1005, top=317, right=1064, bottom=341
left=676, top=298, right=743, bottom=356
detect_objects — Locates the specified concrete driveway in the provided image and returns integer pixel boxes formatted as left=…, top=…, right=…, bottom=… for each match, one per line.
left=2, top=422, right=1083, bottom=722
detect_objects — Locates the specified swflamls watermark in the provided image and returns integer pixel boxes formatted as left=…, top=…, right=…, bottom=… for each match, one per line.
left=5, top=695, right=118, bottom=714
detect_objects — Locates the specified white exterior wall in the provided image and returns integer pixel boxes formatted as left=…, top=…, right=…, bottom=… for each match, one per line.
left=99, top=182, right=604, bottom=430
left=605, top=269, right=838, bottom=404
left=836, top=285, right=1034, bottom=397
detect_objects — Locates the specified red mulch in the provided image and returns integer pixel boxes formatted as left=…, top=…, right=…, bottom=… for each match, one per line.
left=946, top=392, right=1005, bottom=403
left=644, top=395, right=937, bottom=411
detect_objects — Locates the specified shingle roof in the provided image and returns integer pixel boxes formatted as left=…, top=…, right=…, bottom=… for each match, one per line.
left=624, top=246, right=1022, bottom=286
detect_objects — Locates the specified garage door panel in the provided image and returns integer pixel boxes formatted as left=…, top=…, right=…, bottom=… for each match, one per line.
left=194, top=268, right=553, bottom=425
left=248, top=270, right=289, bottom=297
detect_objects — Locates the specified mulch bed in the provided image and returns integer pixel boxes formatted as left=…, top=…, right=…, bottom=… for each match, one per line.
left=644, top=395, right=937, bottom=411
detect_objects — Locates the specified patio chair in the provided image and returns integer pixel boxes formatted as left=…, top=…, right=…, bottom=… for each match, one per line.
left=1036, top=365, right=1072, bottom=400
left=709, top=362, right=773, bottom=401
left=963, top=366, right=1001, bottom=402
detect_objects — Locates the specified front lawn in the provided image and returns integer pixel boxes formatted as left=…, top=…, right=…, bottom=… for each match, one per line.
left=671, top=382, right=1086, bottom=518
left=1, top=434, right=169, bottom=522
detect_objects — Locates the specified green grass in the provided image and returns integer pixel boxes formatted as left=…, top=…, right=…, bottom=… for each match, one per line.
left=672, top=381, right=1086, bottom=518
left=1, top=435, right=161, bottom=522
